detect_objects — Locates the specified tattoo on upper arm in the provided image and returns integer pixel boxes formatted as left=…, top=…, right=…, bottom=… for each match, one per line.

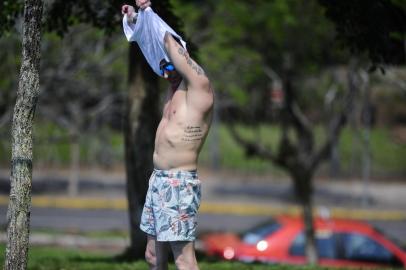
left=177, top=47, right=205, bottom=76
left=182, top=126, right=204, bottom=142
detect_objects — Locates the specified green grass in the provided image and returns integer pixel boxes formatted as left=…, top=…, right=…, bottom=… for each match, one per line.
left=1, top=123, right=405, bottom=175
left=0, top=244, right=401, bottom=270
left=338, top=128, right=406, bottom=174
left=199, top=124, right=406, bottom=175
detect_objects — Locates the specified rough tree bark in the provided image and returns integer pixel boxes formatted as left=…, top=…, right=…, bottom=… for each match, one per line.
left=122, top=43, right=161, bottom=258
left=4, top=0, right=43, bottom=269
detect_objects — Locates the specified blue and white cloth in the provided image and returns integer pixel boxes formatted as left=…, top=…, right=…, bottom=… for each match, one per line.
left=122, top=7, right=187, bottom=77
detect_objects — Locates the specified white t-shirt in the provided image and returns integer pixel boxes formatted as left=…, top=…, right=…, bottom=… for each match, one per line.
left=122, top=7, right=187, bottom=77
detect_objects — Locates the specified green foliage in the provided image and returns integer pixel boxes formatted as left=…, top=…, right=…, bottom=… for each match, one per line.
left=41, top=0, right=197, bottom=55
left=171, top=0, right=347, bottom=119
left=319, top=0, right=406, bottom=66
left=0, top=0, right=195, bottom=56
left=0, top=0, right=23, bottom=37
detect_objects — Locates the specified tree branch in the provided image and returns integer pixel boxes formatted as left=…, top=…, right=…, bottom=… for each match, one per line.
left=281, top=68, right=314, bottom=155
left=291, top=101, right=314, bottom=142
left=311, top=62, right=359, bottom=169
left=227, top=123, right=281, bottom=164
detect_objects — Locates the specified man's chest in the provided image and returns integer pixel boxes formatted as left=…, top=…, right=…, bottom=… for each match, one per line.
left=163, top=90, right=187, bottom=121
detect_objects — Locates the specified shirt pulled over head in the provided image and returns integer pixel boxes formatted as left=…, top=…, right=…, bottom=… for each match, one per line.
left=122, top=7, right=187, bottom=77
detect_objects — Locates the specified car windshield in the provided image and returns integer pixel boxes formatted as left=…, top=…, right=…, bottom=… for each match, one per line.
left=241, top=220, right=281, bottom=245
left=372, top=225, right=406, bottom=250
left=290, top=231, right=338, bottom=259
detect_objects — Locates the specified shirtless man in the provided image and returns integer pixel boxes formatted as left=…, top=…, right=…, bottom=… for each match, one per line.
left=122, top=1, right=214, bottom=269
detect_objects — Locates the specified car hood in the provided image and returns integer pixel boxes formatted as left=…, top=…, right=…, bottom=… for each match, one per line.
left=202, top=232, right=241, bottom=251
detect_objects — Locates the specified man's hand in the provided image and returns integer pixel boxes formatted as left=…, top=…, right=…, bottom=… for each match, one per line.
left=122, top=4, right=137, bottom=23
left=122, top=4, right=135, bottom=16
left=136, top=0, right=151, bottom=10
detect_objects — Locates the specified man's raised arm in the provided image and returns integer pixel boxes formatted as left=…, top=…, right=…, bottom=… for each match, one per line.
left=164, top=33, right=210, bottom=91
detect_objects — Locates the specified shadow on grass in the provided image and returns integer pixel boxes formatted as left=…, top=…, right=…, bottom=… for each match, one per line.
left=68, top=247, right=222, bottom=265
left=66, top=247, right=141, bottom=264
left=69, top=256, right=121, bottom=264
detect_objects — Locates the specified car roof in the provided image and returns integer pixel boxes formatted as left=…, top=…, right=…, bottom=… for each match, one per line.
left=276, top=215, right=376, bottom=233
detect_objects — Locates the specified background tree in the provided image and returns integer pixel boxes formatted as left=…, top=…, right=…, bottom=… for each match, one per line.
left=173, top=0, right=406, bottom=264
left=45, top=0, right=192, bottom=258
left=172, top=0, right=351, bottom=264
left=318, top=0, right=406, bottom=205
left=38, top=26, right=124, bottom=196
left=319, top=0, right=406, bottom=67
left=4, top=0, right=43, bottom=269
left=1, top=0, right=191, bottom=259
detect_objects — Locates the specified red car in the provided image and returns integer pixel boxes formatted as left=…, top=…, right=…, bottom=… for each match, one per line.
left=202, top=216, right=406, bottom=268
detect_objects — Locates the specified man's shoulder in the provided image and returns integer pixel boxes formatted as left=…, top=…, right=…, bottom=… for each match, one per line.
left=186, top=84, right=214, bottom=114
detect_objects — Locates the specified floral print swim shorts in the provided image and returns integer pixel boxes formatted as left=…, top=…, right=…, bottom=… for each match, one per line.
left=140, top=169, right=202, bottom=242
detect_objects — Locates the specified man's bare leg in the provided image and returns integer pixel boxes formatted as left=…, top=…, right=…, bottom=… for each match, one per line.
left=170, top=241, right=199, bottom=270
left=145, top=235, right=170, bottom=270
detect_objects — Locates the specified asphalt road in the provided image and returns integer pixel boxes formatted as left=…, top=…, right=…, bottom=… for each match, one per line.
left=1, top=172, right=405, bottom=247
left=1, top=206, right=405, bottom=246
left=0, top=206, right=268, bottom=234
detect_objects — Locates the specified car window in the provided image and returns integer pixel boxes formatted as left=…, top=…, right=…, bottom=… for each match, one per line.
left=242, top=221, right=281, bottom=245
left=289, top=231, right=337, bottom=259
left=339, top=232, right=403, bottom=266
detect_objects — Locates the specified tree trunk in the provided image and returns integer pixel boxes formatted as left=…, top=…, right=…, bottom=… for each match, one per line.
left=301, top=194, right=318, bottom=265
left=293, top=173, right=318, bottom=265
left=123, top=43, right=161, bottom=259
left=5, top=1, right=43, bottom=269
left=68, top=132, right=80, bottom=197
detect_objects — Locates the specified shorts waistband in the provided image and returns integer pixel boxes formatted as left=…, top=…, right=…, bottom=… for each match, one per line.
left=153, top=168, right=198, bottom=180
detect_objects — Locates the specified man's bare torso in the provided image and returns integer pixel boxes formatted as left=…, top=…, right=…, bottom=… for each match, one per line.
left=153, top=80, right=213, bottom=171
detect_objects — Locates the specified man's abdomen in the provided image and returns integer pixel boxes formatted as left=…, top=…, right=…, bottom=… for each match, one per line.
left=153, top=149, right=198, bottom=171
left=153, top=120, right=208, bottom=171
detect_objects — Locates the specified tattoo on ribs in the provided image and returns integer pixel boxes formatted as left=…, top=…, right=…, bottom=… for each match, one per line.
left=182, top=126, right=204, bottom=142
left=177, top=47, right=205, bottom=76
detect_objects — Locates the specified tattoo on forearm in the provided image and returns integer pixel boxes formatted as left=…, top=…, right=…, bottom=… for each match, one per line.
left=182, top=126, right=204, bottom=142
left=177, top=47, right=205, bottom=76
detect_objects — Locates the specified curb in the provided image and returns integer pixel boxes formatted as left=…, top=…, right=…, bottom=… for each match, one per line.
left=0, top=195, right=405, bottom=221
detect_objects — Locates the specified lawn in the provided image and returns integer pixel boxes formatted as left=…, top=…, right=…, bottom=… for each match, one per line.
left=0, top=123, right=405, bottom=175
left=0, top=244, right=402, bottom=270
left=199, top=124, right=406, bottom=174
